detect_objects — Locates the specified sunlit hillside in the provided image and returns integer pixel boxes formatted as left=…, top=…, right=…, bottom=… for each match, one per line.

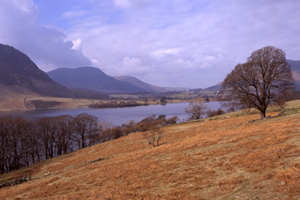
left=1, top=101, right=300, bottom=199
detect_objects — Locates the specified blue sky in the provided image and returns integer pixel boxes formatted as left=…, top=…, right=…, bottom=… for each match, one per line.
left=0, top=0, right=300, bottom=88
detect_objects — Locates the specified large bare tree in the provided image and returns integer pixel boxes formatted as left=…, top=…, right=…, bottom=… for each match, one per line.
left=220, top=46, right=294, bottom=118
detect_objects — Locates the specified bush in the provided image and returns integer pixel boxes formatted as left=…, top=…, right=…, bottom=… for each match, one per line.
left=143, top=127, right=164, bottom=147
left=206, top=109, right=225, bottom=117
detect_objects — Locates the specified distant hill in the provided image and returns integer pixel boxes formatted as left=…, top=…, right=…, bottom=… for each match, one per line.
left=0, top=43, right=107, bottom=99
left=48, top=67, right=150, bottom=94
left=113, top=75, right=169, bottom=93
left=204, top=82, right=222, bottom=91
left=48, top=67, right=185, bottom=94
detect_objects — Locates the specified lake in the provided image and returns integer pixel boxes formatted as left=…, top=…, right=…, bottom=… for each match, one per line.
left=0, top=102, right=222, bottom=126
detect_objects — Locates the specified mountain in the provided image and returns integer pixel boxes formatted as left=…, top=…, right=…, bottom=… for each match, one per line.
left=48, top=67, right=166, bottom=94
left=114, top=75, right=169, bottom=93
left=0, top=43, right=107, bottom=99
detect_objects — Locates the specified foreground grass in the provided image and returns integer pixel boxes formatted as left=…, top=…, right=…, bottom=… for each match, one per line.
left=1, top=102, right=300, bottom=199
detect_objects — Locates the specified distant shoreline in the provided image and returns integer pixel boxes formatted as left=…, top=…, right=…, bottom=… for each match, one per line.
left=0, top=96, right=189, bottom=112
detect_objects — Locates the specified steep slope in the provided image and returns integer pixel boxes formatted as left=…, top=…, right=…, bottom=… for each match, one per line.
left=114, top=75, right=168, bottom=93
left=1, top=101, right=300, bottom=199
left=0, top=43, right=106, bottom=99
left=48, top=67, right=147, bottom=94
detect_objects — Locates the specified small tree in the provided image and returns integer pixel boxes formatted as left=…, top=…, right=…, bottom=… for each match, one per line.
left=220, top=46, right=294, bottom=118
left=144, top=127, right=164, bottom=147
left=185, top=98, right=207, bottom=120
left=160, top=96, right=167, bottom=105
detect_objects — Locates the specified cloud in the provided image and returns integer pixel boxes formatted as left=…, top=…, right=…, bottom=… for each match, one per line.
left=62, top=10, right=89, bottom=19
left=118, top=57, right=150, bottom=75
left=2, top=0, right=300, bottom=88
left=0, top=0, right=92, bottom=71
left=112, top=0, right=155, bottom=9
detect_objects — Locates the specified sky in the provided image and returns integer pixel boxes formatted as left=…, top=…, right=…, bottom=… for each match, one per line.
left=0, top=0, right=300, bottom=88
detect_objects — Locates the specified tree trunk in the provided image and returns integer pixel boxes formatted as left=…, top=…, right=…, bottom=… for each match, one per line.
left=260, top=110, right=266, bottom=119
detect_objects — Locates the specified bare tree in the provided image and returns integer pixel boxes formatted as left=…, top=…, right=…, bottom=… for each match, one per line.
left=185, top=98, right=207, bottom=120
left=73, top=113, right=99, bottom=149
left=143, top=127, right=164, bottom=147
left=0, top=117, right=11, bottom=174
left=220, top=46, right=294, bottom=118
left=55, top=115, right=74, bottom=155
left=37, top=117, right=57, bottom=159
left=6, top=117, right=34, bottom=171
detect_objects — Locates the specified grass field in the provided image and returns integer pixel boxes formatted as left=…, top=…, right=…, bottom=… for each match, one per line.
left=1, top=101, right=300, bottom=199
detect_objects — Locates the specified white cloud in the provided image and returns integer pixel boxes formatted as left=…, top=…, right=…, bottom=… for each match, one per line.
left=53, top=1, right=300, bottom=86
left=118, top=57, right=150, bottom=75
left=2, top=0, right=300, bottom=88
left=62, top=10, right=89, bottom=19
left=72, top=38, right=82, bottom=50
left=112, top=0, right=154, bottom=9
left=0, top=0, right=92, bottom=71
left=151, top=48, right=182, bottom=59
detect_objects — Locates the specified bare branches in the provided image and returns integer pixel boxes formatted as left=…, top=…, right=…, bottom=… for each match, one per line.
left=220, top=46, right=294, bottom=118
left=143, top=127, right=164, bottom=147
left=185, top=98, right=207, bottom=120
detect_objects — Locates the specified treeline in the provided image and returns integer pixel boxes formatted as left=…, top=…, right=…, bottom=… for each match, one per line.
left=0, top=113, right=179, bottom=174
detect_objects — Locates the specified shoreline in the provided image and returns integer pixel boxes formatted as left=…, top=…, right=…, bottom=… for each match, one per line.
left=0, top=96, right=189, bottom=112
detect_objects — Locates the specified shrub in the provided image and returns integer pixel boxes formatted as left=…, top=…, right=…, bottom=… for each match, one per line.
left=206, top=109, right=226, bottom=117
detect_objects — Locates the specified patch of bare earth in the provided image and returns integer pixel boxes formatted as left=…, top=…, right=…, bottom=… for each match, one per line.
left=1, top=112, right=300, bottom=199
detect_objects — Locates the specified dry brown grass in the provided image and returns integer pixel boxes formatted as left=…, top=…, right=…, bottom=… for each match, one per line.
left=1, top=109, right=300, bottom=199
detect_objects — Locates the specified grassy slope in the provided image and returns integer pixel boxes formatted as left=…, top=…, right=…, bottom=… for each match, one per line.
left=1, top=102, right=300, bottom=199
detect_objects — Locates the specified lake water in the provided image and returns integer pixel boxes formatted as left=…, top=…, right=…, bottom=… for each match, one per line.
left=0, top=102, right=221, bottom=126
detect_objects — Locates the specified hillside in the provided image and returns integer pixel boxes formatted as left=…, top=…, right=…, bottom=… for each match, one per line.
left=0, top=43, right=107, bottom=100
left=48, top=67, right=149, bottom=94
left=114, top=75, right=168, bottom=93
left=1, top=101, right=300, bottom=199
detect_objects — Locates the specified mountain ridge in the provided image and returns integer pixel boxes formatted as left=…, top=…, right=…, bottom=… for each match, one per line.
left=0, top=43, right=107, bottom=99
left=48, top=67, right=186, bottom=94
left=48, top=67, right=148, bottom=94
left=113, top=75, right=169, bottom=93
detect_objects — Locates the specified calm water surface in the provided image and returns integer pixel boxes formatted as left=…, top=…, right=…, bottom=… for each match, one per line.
left=0, top=102, right=221, bottom=126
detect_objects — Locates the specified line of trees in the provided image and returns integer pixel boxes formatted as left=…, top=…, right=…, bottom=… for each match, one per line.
left=0, top=113, right=179, bottom=174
